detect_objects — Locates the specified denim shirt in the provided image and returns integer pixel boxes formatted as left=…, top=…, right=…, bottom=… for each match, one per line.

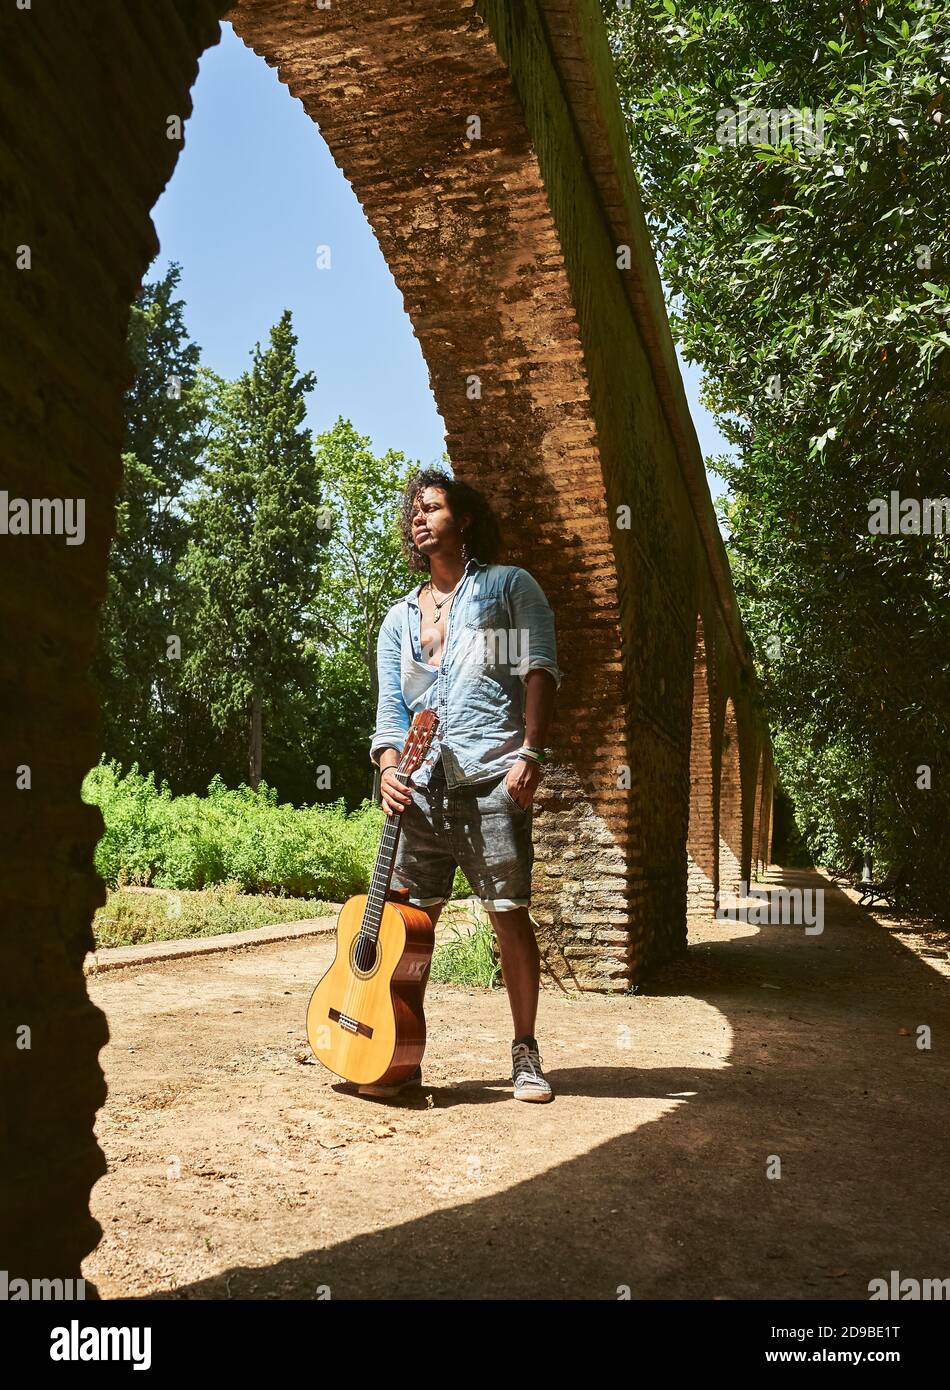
left=370, top=558, right=562, bottom=789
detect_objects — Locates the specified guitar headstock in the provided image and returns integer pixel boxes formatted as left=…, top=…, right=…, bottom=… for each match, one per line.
left=398, top=709, right=439, bottom=777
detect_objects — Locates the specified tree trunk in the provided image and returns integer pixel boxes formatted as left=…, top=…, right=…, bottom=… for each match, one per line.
left=367, top=618, right=379, bottom=711
left=249, top=692, right=262, bottom=789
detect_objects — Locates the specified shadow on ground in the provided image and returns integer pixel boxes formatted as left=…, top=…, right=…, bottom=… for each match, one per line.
left=129, top=868, right=950, bottom=1300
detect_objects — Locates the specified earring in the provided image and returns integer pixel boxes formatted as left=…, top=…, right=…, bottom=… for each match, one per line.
left=461, top=537, right=470, bottom=564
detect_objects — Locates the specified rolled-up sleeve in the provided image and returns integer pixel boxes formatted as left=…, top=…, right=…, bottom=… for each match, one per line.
left=370, top=609, right=411, bottom=764
left=506, top=568, right=563, bottom=690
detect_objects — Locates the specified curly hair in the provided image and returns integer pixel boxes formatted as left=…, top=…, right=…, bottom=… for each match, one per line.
left=399, top=467, right=502, bottom=574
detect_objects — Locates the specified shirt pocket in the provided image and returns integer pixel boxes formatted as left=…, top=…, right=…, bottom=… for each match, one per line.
left=464, top=593, right=509, bottom=631
left=463, top=595, right=515, bottom=681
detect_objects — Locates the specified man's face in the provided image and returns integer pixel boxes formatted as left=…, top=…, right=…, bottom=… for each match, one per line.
left=410, top=486, right=466, bottom=557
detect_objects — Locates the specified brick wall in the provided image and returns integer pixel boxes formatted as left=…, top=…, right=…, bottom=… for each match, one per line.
left=0, top=0, right=227, bottom=1288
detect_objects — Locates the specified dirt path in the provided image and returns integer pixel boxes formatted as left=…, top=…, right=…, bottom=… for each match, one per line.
left=82, top=868, right=950, bottom=1300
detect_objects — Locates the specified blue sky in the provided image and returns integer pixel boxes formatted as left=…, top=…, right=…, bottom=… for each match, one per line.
left=152, top=21, right=731, bottom=503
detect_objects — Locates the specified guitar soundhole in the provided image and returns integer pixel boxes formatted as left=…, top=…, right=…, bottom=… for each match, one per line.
left=350, top=933, right=380, bottom=977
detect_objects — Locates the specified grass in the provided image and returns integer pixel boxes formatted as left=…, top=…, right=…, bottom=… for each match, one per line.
left=431, top=912, right=501, bottom=988
left=93, top=882, right=332, bottom=950
left=93, top=882, right=501, bottom=992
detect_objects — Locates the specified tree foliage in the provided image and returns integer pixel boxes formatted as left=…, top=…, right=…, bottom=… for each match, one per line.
left=93, top=263, right=211, bottom=775
left=608, top=0, right=950, bottom=914
left=94, top=268, right=423, bottom=808
left=312, top=418, right=416, bottom=700
left=182, top=311, right=326, bottom=787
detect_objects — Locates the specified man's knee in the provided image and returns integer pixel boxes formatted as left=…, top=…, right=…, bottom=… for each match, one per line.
left=487, top=904, right=533, bottom=934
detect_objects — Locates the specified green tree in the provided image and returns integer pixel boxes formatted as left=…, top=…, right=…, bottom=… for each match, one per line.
left=607, top=0, right=950, bottom=916
left=93, top=262, right=211, bottom=778
left=300, top=418, right=419, bottom=801
left=312, top=418, right=416, bottom=699
left=182, top=311, right=327, bottom=788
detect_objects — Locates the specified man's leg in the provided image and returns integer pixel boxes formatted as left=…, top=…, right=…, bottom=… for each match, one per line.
left=450, top=774, right=553, bottom=1100
left=489, top=905, right=552, bottom=1101
left=487, top=906, right=539, bottom=1040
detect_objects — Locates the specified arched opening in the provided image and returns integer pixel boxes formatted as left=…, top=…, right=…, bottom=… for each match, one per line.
left=5, top=0, right=631, bottom=1284
left=685, top=615, right=716, bottom=917
left=3, top=0, right=780, bottom=1289
left=758, top=766, right=775, bottom=870
left=751, top=750, right=773, bottom=878
left=93, top=18, right=448, bottom=808
left=750, top=753, right=765, bottom=881
left=717, top=697, right=744, bottom=900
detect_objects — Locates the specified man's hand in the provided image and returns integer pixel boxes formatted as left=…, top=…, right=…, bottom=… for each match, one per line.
left=380, top=765, right=414, bottom=817
left=504, top=756, right=542, bottom=810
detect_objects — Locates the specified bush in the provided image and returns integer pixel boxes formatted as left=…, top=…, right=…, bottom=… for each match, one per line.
left=83, top=758, right=472, bottom=902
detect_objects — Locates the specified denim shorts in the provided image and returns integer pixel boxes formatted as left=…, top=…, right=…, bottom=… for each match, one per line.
left=391, top=757, right=534, bottom=912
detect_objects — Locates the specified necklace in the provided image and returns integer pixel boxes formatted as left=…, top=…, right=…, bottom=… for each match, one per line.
left=427, top=573, right=464, bottom=622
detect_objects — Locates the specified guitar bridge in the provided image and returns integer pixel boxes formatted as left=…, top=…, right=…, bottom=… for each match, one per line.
left=328, top=1006, right=374, bottom=1040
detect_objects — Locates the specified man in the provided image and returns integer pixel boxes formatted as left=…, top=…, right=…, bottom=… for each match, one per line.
left=369, top=468, right=561, bottom=1102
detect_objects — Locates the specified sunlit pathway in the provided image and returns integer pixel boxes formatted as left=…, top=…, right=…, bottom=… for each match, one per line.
left=83, top=868, right=950, bottom=1300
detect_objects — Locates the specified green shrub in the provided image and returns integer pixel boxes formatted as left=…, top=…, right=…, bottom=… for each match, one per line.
left=83, top=758, right=472, bottom=903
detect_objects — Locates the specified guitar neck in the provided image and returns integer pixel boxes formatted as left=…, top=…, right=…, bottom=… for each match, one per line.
left=363, top=769, right=413, bottom=940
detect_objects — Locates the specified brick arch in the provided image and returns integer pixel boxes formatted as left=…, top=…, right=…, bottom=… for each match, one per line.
left=227, top=0, right=636, bottom=984
left=717, top=696, right=744, bottom=900
left=1, top=0, right=779, bottom=1280
left=686, top=614, right=716, bottom=916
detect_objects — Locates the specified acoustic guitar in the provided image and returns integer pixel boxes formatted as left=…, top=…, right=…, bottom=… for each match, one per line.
left=306, top=709, right=438, bottom=1086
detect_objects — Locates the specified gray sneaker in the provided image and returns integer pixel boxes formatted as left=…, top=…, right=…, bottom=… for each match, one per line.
left=511, top=1038, right=554, bottom=1102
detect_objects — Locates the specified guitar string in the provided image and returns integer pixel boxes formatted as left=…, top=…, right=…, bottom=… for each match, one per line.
left=341, top=783, right=385, bottom=1065
left=344, top=584, right=451, bottom=1073
left=347, top=756, right=419, bottom=1068
left=342, top=727, right=432, bottom=1074
left=342, top=772, right=399, bottom=1060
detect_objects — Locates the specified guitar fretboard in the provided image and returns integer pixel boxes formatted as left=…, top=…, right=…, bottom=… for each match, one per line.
left=361, top=769, right=413, bottom=943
